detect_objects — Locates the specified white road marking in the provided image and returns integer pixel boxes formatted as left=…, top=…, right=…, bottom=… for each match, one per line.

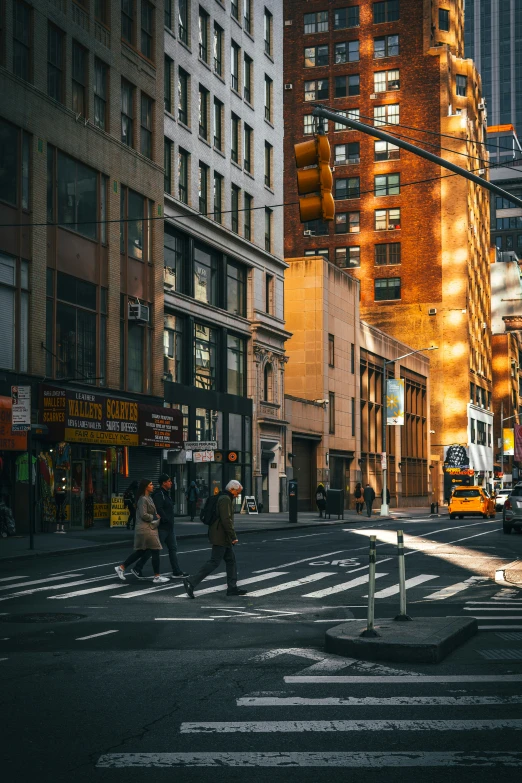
left=76, top=630, right=119, bottom=641
left=254, top=550, right=349, bottom=574
left=154, top=618, right=215, bottom=621
left=370, top=574, right=438, bottom=599
left=0, top=574, right=82, bottom=592
left=303, top=572, right=388, bottom=599
left=96, top=751, right=522, bottom=768
left=249, top=648, right=410, bottom=677
left=237, top=695, right=522, bottom=707
left=274, top=531, right=338, bottom=541
left=465, top=607, right=522, bottom=612
left=468, top=616, right=522, bottom=620
left=0, top=574, right=117, bottom=602
left=49, top=584, right=127, bottom=599
left=0, top=658, right=7, bottom=662
left=49, top=547, right=211, bottom=576
left=181, top=719, right=522, bottom=733
left=425, top=576, right=487, bottom=600
left=248, top=572, right=336, bottom=598
left=467, top=601, right=522, bottom=605
left=285, top=674, right=522, bottom=684
left=479, top=625, right=522, bottom=630
left=0, top=575, right=29, bottom=582
left=314, top=619, right=360, bottom=622
left=176, top=571, right=290, bottom=598
left=113, top=572, right=227, bottom=599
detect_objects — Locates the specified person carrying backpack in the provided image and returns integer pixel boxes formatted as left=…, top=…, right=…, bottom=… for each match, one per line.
left=315, top=483, right=327, bottom=518
left=183, top=480, right=247, bottom=598
left=186, top=480, right=200, bottom=521
left=354, top=482, right=363, bottom=515
left=123, top=480, right=138, bottom=530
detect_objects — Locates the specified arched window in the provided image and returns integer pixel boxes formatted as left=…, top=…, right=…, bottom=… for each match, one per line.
left=263, top=362, right=274, bottom=402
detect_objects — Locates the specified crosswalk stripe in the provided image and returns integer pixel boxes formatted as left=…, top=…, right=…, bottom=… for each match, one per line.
left=0, top=575, right=29, bottom=583
left=479, top=625, right=522, bottom=630
left=425, top=577, right=486, bottom=600
left=284, top=674, right=522, bottom=684
left=465, top=607, right=522, bottom=611
left=177, top=571, right=290, bottom=598
left=468, top=616, right=522, bottom=620
left=113, top=572, right=227, bottom=600
left=236, top=695, right=522, bottom=707
left=180, top=719, right=522, bottom=733
left=369, top=574, right=438, bottom=599
left=49, top=584, right=127, bottom=599
left=254, top=550, right=348, bottom=574
left=96, top=751, right=522, bottom=768
left=0, top=574, right=82, bottom=592
left=303, top=572, right=388, bottom=599
left=247, top=572, right=336, bottom=598
left=0, top=574, right=116, bottom=602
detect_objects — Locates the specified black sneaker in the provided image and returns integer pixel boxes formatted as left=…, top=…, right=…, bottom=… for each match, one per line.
left=226, top=588, right=248, bottom=596
left=130, top=568, right=143, bottom=579
left=171, top=572, right=189, bottom=579
left=183, top=579, right=195, bottom=599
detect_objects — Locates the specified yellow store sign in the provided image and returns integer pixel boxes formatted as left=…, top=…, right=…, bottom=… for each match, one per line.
left=110, top=495, right=129, bottom=527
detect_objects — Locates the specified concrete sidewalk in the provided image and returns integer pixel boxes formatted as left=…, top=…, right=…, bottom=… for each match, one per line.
left=0, top=506, right=437, bottom=563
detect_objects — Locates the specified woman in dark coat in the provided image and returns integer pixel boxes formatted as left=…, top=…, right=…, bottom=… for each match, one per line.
left=315, top=483, right=327, bottom=517
left=123, top=480, right=139, bottom=530
left=354, top=482, right=363, bottom=514
left=115, top=479, right=168, bottom=584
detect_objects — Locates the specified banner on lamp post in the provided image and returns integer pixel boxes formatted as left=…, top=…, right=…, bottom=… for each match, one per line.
left=503, top=428, right=515, bottom=456
left=386, top=378, right=404, bottom=425
left=515, top=425, right=522, bottom=461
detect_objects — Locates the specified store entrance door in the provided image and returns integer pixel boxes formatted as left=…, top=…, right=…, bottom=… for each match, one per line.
left=70, top=460, right=85, bottom=529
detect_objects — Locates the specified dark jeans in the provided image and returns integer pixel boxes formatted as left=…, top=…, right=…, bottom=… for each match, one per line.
left=365, top=501, right=373, bottom=517
left=355, top=500, right=363, bottom=513
left=135, top=526, right=182, bottom=575
left=123, top=549, right=160, bottom=574
left=190, top=545, right=237, bottom=591
left=188, top=500, right=197, bottom=520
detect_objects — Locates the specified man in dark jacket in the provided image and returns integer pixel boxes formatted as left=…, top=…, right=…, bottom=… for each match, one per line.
left=131, top=474, right=187, bottom=580
left=363, top=483, right=376, bottom=517
left=183, top=480, right=247, bottom=598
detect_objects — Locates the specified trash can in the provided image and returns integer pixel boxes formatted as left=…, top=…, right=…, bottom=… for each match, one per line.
left=326, top=489, right=344, bottom=519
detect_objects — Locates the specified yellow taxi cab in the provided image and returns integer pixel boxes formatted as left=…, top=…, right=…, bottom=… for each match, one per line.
left=448, top=486, right=496, bottom=519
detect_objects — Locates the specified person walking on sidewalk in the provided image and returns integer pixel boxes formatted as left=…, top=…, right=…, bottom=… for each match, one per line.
left=363, top=482, right=376, bottom=517
left=131, top=474, right=187, bottom=580
left=183, top=480, right=247, bottom=599
left=354, top=482, right=363, bottom=515
left=123, top=480, right=138, bottom=530
left=186, top=481, right=199, bottom=521
left=114, top=479, right=168, bottom=584
left=315, top=483, right=327, bottom=518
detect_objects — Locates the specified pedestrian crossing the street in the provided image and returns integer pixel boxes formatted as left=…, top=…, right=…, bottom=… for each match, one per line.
left=0, top=565, right=520, bottom=627
left=95, top=648, right=522, bottom=770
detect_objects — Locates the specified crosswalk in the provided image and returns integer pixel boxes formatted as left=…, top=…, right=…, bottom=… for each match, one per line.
left=96, top=648, right=522, bottom=769
left=1, top=568, right=521, bottom=628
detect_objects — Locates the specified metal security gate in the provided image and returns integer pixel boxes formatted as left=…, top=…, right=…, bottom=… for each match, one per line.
left=117, top=447, right=162, bottom=494
left=292, top=438, right=315, bottom=511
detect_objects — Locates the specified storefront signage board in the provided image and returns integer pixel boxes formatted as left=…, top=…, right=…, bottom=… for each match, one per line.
left=40, top=386, right=182, bottom=448
left=244, top=496, right=258, bottom=515
left=110, top=495, right=129, bottom=527
left=193, top=451, right=214, bottom=463
left=11, top=386, right=31, bottom=431
left=184, top=441, right=217, bottom=451
left=0, top=397, right=27, bottom=450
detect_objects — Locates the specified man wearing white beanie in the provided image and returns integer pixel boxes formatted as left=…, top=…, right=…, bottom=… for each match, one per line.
left=183, top=480, right=247, bottom=598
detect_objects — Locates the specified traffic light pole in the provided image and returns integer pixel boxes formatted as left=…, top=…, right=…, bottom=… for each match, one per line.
left=311, top=107, right=522, bottom=209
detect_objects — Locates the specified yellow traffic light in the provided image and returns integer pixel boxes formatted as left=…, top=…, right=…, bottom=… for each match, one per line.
left=294, top=134, right=334, bottom=222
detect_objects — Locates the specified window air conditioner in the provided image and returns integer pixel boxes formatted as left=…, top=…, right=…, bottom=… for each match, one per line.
left=478, top=101, right=485, bottom=110
left=428, top=308, right=437, bottom=316
left=284, top=83, right=293, bottom=90
left=128, top=302, right=150, bottom=322
left=370, top=93, right=377, bottom=99
left=304, top=230, right=313, bottom=236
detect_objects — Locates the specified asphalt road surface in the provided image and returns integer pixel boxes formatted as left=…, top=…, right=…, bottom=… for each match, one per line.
left=2, top=514, right=522, bottom=782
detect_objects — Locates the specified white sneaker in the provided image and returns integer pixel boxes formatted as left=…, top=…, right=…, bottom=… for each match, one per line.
left=153, top=575, right=169, bottom=584
left=114, top=565, right=126, bottom=581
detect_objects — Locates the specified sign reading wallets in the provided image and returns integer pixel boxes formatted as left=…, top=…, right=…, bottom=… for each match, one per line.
left=40, top=385, right=182, bottom=448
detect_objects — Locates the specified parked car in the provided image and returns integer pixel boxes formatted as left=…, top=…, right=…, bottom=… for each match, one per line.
left=448, top=486, right=496, bottom=519
left=502, top=484, right=522, bottom=534
left=495, top=489, right=511, bottom=511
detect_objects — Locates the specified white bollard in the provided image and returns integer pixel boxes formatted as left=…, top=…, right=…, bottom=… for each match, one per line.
left=360, top=535, right=380, bottom=637
left=394, top=529, right=412, bottom=621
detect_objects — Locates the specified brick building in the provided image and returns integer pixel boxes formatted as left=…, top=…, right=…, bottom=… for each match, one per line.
left=0, top=0, right=166, bottom=529
left=283, top=0, right=493, bottom=500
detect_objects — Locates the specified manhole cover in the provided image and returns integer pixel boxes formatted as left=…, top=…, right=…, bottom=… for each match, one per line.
left=0, top=612, right=86, bottom=624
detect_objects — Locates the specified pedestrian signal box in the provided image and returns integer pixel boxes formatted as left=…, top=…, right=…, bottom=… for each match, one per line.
left=294, top=134, right=334, bottom=222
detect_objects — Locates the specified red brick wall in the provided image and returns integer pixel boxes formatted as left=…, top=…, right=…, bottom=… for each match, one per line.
left=283, top=0, right=444, bottom=306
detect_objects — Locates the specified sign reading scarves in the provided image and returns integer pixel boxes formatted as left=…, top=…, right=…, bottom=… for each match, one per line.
left=386, top=378, right=405, bottom=425
left=514, top=424, right=522, bottom=461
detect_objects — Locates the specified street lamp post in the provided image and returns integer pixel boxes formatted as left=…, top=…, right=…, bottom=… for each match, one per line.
left=381, top=347, right=438, bottom=518
left=500, top=400, right=518, bottom=490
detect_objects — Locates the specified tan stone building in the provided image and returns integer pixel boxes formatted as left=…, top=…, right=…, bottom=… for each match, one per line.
left=284, top=255, right=431, bottom=510
left=0, top=0, right=165, bottom=528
